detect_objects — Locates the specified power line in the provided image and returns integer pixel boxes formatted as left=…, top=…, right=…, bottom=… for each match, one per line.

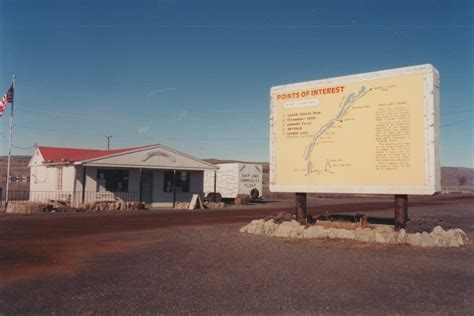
left=443, top=104, right=473, bottom=110
left=166, top=137, right=268, bottom=141
left=1, top=24, right=471, bottom=31
left=0, top=135, right=36, bottom=150
left=441, top=109, right=473, bottom=116
left=440, top=117, right=473, bottom=127
left=15, top=105, right=151, bottom=126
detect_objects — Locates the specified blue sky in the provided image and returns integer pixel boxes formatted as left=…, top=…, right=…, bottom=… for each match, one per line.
left=0, top=0, right=472, bottom=167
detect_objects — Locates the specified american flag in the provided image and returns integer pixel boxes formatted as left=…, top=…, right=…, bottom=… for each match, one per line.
left=0, top=85, right=14, bottom=117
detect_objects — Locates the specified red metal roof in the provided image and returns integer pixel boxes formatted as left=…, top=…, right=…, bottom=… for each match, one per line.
left=38, top=144, right=155, bottom=164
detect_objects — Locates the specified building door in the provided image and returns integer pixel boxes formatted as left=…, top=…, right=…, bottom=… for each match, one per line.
left=140, top=171, right=154, bottom=203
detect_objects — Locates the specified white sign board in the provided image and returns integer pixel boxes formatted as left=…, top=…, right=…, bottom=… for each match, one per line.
left=270, top=64, right=440, bottom=195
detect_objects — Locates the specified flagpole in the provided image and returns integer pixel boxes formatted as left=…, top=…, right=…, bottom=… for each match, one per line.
left=5, top=74, right=15, bottom=209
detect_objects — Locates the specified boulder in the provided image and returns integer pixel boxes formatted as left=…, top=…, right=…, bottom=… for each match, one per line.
left=239, top=217, right=469, bottom=248
left=452, top=229, right=469, bottom=246
left=240, top=219, right=266, bottom=235
left=235, top=194, right=250, bottom=205
left=302, top=226, right=327, bottom=239
left=396, top=229, right=408, bottom=243
left=333, top=228, right=355, bottom=240
left=263, top=220, right=279, bottom=236
left=354, top=228, right=376, bottom=243
left=273, top=220, right=304, bottom=238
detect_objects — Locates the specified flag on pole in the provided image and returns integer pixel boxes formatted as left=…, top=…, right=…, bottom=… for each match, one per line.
left=0, top=84, right=14, bottom=117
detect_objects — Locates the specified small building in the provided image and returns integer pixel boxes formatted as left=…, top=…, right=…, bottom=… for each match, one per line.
left=204, top=163, right=263, bottom=199
left=28, top=144, right=217, bottom=207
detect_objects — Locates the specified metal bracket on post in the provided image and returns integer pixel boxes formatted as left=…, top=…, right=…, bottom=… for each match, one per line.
left=295, top=192, right=307, bottom=224
left=394, top=194, right=408, bottom=231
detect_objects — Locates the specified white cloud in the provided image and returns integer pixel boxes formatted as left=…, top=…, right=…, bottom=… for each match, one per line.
left=137, top=125, right=151, bottom=135
left=177, top=109, right=188, bottom=121
left=146, top=87, right=177, bottom=102
left=169, top=109, right=188, bottom=125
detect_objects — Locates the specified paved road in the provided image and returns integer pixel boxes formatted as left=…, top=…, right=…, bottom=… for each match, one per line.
left=1, top=195, right=473, bottom=314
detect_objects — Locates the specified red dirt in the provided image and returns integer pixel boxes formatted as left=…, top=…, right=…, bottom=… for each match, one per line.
left=1, top=194, right=473, bottom=286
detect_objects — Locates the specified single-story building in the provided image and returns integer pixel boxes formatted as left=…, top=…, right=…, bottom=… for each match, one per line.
left=28, top=144, right=217, bottom=207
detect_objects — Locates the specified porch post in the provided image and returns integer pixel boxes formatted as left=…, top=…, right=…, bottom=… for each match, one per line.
left=172, top=169, right=177, bottom=208
left=139, top=168, right=143, bottom=202
left=213, top=170, right=217, bottom=194
left=82, top=166, right=87, bottom=203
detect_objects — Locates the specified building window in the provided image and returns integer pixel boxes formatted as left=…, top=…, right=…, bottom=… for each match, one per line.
left=163, top=171, right=190, bottom=193
left=97, top=169, right=129, bottom=192
left=57, top=167, right=63, bottom=191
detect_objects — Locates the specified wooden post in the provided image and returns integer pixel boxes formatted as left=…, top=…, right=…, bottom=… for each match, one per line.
left=394, top=194, right=408, bottom=231
left=172, top=170, right=177, bottom=208
left=213, top=170, right=217, bottom=194
left=295, top=192, right=307, bottom=224
left=138, top=168, right=143, bottom=202
left=82, top=166, right=87, bottom=203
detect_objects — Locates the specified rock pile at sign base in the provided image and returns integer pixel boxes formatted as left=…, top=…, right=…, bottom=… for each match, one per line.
left=239, top=219, right=469, bottom=248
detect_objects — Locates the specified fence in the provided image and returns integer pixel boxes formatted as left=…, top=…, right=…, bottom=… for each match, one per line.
left=1, top=190, right=140, bottom=208
left=1, top=190, right=204, bottom=208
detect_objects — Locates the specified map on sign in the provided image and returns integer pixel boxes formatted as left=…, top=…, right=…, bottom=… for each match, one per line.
left=270, top=64, right=440, bottom=195
left=303, top=85, right=371, bottom=176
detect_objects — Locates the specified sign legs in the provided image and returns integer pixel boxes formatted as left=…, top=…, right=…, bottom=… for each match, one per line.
left=295, top=192, right=307, bottom=224
left=394, top=194, right=408, bottom=231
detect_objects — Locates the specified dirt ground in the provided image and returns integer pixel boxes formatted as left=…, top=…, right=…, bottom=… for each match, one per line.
left=1, top=194, right=473, bottom=314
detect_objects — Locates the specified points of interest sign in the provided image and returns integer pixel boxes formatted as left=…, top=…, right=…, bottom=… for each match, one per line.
left=269, top=64, right=440, bottom=195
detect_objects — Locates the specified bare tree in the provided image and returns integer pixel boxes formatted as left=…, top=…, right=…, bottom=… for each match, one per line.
left=456, top=175, right=467, bottom=187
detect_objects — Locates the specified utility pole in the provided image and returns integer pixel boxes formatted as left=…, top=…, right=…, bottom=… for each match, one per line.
left=105, top=135, right=112, bottom=150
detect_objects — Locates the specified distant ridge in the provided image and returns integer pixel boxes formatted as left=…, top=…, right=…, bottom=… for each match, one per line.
left=1, top=155, right=473, bottom=190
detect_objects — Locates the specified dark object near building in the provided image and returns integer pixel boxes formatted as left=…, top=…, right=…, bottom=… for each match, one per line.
left=234, top=194, right=250, bottom=205
left=206, top=192, right=222, bottom=203
left=250, top=188, right=260, bottom=200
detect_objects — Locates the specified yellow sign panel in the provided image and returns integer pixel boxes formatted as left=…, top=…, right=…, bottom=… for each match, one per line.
left=269, top=65, right=440, bottom=195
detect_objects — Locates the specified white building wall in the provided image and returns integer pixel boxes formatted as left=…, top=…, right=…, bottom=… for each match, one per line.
left=29, top=164, right=76, bottom=203
left=74, top=166, right=84, bottom=193
left=84, top=167, right=97, bottom=192
left=204, top=163, right=239, bottom=198
left=29, top=146, right=208, bottom=207
left=30, top=165, right=56, bottom=192
left=62, top=166, right=76, bottom=192
left=29, top=149, right=55, bottom=193
left=203, top=163, right=262, bottom=198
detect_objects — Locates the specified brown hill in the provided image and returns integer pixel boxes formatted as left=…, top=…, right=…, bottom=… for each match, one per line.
left=1, top=156, right=472, bottom=190
left=203, top=159, right=474, bottom=191
left=0, top=155, right=31, bottom=177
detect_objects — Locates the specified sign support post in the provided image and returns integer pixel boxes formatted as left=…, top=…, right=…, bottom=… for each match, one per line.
left=295, top=192, right=307, bottom=224
left=394, top=194, right=408, bottom=230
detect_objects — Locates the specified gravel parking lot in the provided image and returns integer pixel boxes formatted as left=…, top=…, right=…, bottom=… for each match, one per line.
left=1, top=195, right=473, bottom=314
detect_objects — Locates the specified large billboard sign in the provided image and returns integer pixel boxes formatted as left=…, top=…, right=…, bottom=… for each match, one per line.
left=270, top=64, right=440, bottom=195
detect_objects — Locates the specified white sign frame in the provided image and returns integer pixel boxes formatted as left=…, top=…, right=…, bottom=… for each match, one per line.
left=269, top=64, right=440, bottom=195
